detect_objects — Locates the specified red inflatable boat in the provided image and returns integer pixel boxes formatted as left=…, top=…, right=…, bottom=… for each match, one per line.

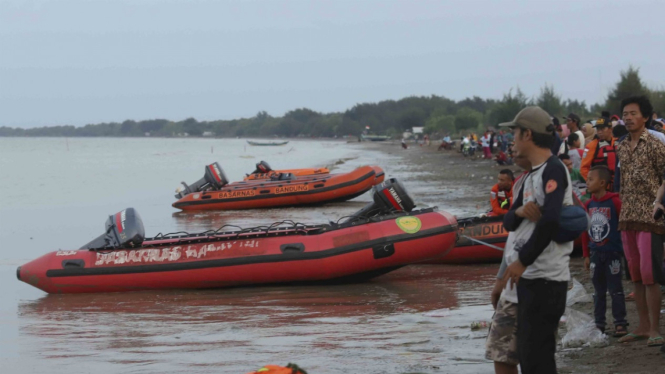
left=173, top=164, right=384, bottom=211
left=428, top=215, right=505, bottom=264
left=18, top=179, right=457, bottom=294
left=428, top=214, right=583, bottom=265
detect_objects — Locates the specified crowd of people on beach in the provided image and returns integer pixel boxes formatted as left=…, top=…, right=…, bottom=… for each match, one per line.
left=442, top=96, right=665, bottom=374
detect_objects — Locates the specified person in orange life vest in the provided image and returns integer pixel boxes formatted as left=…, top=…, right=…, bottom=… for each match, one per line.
left=491, top=169, right=514, bottom=215
left=580, top=117, right=617, bottom=187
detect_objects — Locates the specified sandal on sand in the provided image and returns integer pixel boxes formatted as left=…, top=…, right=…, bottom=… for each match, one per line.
left=613, top=326, right=628, bottom=337
left=625, top=292, right=635, bottom=301
left=618, top=333, right=649, bottom=343
left=647, top=337, right=664, bottom=347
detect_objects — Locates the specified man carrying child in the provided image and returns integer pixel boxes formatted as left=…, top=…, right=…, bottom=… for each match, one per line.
left=582, top=165, right=628, bottom=336
left=500, top=106, right=573, bottom=374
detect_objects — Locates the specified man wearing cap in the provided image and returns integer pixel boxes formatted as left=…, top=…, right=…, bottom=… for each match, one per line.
left=560, top=113, right=585, bottom=154
left=580, top=117, right=617, bottom=189
left=499, top=106, right=573, bottom=374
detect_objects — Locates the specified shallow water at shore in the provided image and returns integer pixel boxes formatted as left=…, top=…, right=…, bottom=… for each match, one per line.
left=0, top=138, right=497, bottom=373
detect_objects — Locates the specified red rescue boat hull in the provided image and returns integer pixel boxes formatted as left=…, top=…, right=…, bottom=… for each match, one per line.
left=174, top=165, right=382, bottom=211
left=428, top=216, right=505, bottom=264
left=427, top=215, right=584, bottom=265
left=18, top=210, right=457, bottom=294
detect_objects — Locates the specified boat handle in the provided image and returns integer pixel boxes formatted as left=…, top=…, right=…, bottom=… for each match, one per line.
left=280, top=243, right=305, bottom=254
left=61, top=259, right=85, bottom=269
left=372, top=243, right=395, bottom=259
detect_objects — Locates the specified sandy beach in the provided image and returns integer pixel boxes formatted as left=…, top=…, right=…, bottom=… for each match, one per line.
left=357, top=139, right=665, bottom=374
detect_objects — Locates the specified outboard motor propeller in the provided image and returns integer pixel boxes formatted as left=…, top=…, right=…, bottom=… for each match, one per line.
left=81, top=208, right=145, bottom=250
left=252, top=160, right=272, bottom=174
left=344, top=178, right=415, bottom=223
left=175, top=162, right=229, bottom=199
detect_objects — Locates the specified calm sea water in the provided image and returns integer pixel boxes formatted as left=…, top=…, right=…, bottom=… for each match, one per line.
left=0, top=138, right=496, bottom=374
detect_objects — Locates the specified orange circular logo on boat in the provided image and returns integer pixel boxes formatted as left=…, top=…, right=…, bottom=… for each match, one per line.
left=396, top=216, right=422, bottom=234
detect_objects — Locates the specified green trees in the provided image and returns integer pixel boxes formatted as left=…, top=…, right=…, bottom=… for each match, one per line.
left=487, top=88, right=529, bottom=125
left=424, top=115, right=455, bottom=135
left=536, top=85, right=564, bottom=118
left=3, top=66, right=663, bottom=138
left=595, top=66, right=665, bottom=117
left=563, top=99, right=590, bottom=117
left=603, top=66, right=649, bottom=114
left=454, top=107, right=483, bottom=132
left=650, top=90, right=665, bottom=117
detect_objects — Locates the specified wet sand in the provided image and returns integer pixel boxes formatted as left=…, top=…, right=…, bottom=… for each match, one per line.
left=353, top=140, right=509, bottom=217
left=558, top=258, right=665, bottom=374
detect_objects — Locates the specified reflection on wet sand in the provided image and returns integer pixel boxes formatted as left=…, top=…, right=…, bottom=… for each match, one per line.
left=18, top=265, right=496, bottom=374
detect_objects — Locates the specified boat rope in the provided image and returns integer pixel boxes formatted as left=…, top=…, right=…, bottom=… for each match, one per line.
left=459, top=235, right=504, bottom=251
left=145, top=220, right=313, bottom=247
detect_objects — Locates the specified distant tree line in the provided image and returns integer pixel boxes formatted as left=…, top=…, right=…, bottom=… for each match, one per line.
left=1, top=66, right=663, bottom=138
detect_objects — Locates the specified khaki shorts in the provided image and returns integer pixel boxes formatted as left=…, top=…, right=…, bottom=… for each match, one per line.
left=485, top=298, right=519, bottom=365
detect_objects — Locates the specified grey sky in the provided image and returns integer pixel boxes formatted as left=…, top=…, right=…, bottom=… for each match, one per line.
left=1, top=0, right=664, bottom=128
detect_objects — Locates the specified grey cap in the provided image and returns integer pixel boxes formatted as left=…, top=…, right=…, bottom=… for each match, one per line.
left=499, top=106, right=553, bottom=134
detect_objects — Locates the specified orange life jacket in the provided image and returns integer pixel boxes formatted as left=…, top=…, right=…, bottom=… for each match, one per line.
left=590, top=138, right=617, bottom=190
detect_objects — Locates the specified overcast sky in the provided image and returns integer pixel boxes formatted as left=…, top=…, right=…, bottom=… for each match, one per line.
left=1, top=0, right=664, bottom=128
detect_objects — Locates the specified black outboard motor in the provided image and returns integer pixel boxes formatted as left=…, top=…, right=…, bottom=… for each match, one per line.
left=344, top=178, right=415, bottom=223
left=252, top=160, right=272, bottom=174
left=81, top=208, right=145, bottom=250
left=175, top=162, right=229, bottom=199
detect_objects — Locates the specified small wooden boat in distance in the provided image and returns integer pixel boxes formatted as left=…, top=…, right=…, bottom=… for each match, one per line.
left=247, top=140, right=289, bottom=146
left=361, top=134, right=391, bottom=142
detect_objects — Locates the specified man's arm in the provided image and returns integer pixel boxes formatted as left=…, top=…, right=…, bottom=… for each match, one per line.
left=517, top=162, right=568, bottom=267
left=503, top=185, right=525, bottom=231
left=614, top=137, right=627, bottom=193
left=614, top=159, right=621, bottom=193
left=611, top=195, right=622, bottom=216
left=491, top=254, right=509, bottom=309
left=655, top=142, right=665, bottom=182
left=497, top=255, right=508, bottom=279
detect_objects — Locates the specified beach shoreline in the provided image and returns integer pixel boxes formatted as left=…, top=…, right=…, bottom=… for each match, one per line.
left=356, top=139, right=665, bottom=374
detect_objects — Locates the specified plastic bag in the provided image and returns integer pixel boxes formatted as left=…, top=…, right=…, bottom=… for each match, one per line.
left=566, top=278, right=592, bottom=306
left=561, top=308, right=609, bottom=348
